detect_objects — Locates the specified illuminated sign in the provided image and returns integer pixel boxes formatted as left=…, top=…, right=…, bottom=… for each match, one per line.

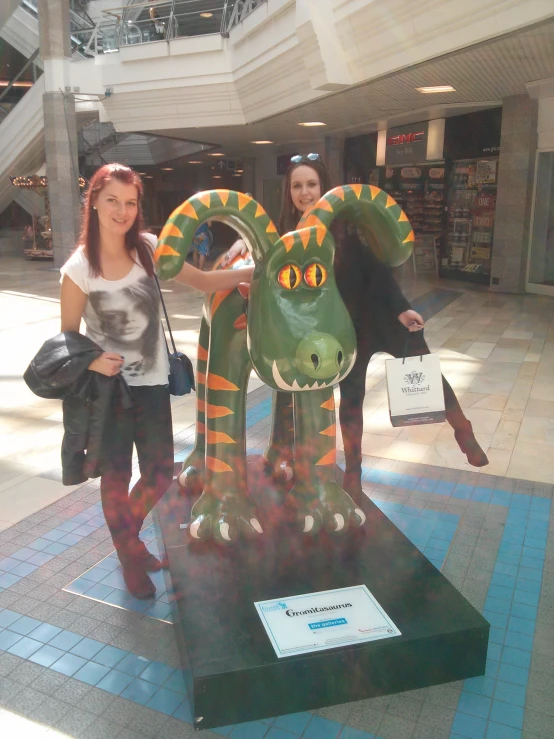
left=387, top=131, right=425, bottom=146
left=385, top=122, right=429, bottom=165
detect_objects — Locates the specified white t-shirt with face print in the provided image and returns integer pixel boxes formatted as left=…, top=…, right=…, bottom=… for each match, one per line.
left=60, top=235, right=170, bottom=387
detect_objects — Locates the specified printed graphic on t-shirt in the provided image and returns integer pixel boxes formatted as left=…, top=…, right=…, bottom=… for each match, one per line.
left=87, top=276, right=162, bottom=381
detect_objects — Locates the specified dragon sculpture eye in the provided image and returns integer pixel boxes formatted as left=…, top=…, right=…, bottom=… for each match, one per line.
left=303, top=263, right=327, bottom=288
left=278, top=264, right=301, bottom=289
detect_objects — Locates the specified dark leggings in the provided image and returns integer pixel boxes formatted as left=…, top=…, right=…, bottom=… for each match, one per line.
left=100, top=385, right=174, bottom=554
left=339, top=325, right=467, bottom=480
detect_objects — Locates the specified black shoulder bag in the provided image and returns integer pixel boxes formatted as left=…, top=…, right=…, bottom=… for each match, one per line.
left=154, top=274, right=195, bottom=396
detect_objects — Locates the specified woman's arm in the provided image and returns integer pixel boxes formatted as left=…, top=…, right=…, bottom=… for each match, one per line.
left=172, top=262, right=254, bottom=292
left=60, top=275, right=88, bottom=332
left=60, top=275, right=124, bottom=375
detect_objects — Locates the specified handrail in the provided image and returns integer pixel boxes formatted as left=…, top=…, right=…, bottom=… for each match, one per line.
left=69, top=0, right=267, bottom=56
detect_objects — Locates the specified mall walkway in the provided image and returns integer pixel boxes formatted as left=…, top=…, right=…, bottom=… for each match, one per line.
left=0, top=257, right=553, bottom=739
left=1, top=257, right=554, bottom=533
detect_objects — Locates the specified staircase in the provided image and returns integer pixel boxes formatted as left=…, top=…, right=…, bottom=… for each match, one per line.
left=0, top=79, right=45, bottom=218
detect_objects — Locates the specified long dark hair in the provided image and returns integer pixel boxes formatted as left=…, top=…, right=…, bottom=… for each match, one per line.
left=278, top=158, right=332, bottom=235
left=80, top=163, right=154, bottom=277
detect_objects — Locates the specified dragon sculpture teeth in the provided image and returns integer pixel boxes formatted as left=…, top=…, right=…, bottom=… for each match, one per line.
left=271, top=357, right=356, bottom=392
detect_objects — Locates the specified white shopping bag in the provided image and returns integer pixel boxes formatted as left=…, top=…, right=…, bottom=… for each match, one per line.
left=385, top=354, right=445, bottom=427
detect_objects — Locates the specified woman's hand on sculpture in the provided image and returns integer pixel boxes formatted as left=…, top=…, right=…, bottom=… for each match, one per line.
left=398, top=309, right=424, bottom=332
left=222, top=239, right=247, bottom=266
left=88, top=352, right=124, bottom=376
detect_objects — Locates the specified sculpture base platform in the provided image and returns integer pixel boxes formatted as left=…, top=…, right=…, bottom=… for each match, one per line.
left=155, top=456, right=488, bottom=731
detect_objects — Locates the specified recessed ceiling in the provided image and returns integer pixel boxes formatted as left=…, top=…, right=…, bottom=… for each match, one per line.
left=147, top=18, right=554, bottom=158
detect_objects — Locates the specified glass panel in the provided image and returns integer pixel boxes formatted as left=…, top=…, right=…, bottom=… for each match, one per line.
left=528, top=152, right=554, bottom=287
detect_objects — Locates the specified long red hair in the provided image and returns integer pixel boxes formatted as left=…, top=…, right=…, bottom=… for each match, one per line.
left=80, top=163, right=154, bottom=277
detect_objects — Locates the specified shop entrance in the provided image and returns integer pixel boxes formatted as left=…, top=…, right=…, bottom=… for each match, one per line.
left=527, top=151, right=554, bottom=295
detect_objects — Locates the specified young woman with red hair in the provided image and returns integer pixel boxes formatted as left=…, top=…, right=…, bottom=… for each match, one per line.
left=60, top=163, right=253, bottom=598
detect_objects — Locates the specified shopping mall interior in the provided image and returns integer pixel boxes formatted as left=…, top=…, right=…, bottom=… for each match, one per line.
left=1, top=2, right=554, bottom=738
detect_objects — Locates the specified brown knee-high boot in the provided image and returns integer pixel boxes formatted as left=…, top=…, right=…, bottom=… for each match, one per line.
left=443, top=377, right=489, bottom=467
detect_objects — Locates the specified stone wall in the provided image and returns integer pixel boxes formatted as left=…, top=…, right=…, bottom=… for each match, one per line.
left=490, top=95, right=538, bottom=292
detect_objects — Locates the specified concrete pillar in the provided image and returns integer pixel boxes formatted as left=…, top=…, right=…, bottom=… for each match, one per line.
left=324, top=136, right=344, bottom=187
left=38, top=0, right=81, bottom=267
left=490, top=95, right=538, bottom=292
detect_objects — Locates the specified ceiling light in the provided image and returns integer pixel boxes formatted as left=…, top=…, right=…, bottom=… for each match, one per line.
left=137, top=172, right=146, bottom=175
left=188, top=160, right=202, bottom=164
left=161, top=167, right=173, bottom=171
left=213, top=175, right=222, bottom=179
left=416, top=85, right=456, bottom=94
left=297, top=121, right=326, bottom=127
left=251, top=140, right=274, bottom=144
left=200, top=12, right=213, bottom=18
left=0, top=81, right=33, bottom=88
left=207, top=152, right=225, bottom=157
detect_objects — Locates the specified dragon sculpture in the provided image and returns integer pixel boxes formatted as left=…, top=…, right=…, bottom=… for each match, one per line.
left=155, top=185, right=413, bottom=544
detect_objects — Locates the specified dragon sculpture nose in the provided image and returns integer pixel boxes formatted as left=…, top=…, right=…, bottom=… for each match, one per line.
left=295, top=332, right=345, bottom=379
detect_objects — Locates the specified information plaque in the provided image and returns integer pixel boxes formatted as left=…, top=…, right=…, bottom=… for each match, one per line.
left=255, top=585, right=401, bottom=658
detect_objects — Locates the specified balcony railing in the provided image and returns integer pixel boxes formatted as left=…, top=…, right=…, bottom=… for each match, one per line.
left=70, top=0, right=266, bottom=56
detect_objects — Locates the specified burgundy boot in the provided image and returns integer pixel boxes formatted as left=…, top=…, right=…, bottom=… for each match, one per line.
left=454, top=421, right=489, bottom=467
left=119, top=554, right=156, bottom=600
left=134, top=538, right=169, bottom=571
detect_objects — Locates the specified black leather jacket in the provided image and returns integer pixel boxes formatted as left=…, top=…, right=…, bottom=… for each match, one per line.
left=24, top=332, right=132, bottom=485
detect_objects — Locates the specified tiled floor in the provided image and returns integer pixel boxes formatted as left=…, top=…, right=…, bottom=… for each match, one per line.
left=0, top=257, right=553, bottom=738
left=64, top=523, right=173, bottom=623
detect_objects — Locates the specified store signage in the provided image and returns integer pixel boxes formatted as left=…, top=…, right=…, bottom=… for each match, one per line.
left=254, top=585, right=401, bottom=658
left=473, top=193, right=496, bottom=212
left=428, top=168, right=445, bottom=179
left=400, top=167, right=422, bottom=179
left=473, top=214, right=494, bottom=229
left=385, top=122, right=429, bottom=165
left=387, top=131, right=425, bottom=146
left=471, top=246, right=491, bottom=260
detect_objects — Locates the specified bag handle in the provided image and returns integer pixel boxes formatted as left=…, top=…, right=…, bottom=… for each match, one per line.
left=402, top=328, right=424, bottom=365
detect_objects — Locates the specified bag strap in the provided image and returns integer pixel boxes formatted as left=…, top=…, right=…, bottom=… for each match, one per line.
left=154, top=273, right=178, bottom=356
left=145, top=234, right=177, bottom=357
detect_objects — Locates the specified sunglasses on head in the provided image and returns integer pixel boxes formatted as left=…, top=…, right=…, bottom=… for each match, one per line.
left=290, top=153, right=321, bottom=164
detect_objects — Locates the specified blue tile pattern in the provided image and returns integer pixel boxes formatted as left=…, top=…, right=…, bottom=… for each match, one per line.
left=0, top=502, right=108, bottom=593
left=63, top=524, right=173, bottom=623
left=0, top=420, right=551, bottom=739
left=373, top=500, right=458, bottom=569
left=246, top=397, right=273, bottom=429
left=449, top=495, right=550, bottom=739
left=0, top=609, right=190, bottom=718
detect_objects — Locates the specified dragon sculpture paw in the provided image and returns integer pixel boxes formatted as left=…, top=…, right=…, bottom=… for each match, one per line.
left=188, top=491, right=263, bottom=544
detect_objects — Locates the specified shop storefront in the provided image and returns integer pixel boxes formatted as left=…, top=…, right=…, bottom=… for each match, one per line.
left=343, top=108, right=502, bottom=285
left=440, top=109, right=502, bottom=285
